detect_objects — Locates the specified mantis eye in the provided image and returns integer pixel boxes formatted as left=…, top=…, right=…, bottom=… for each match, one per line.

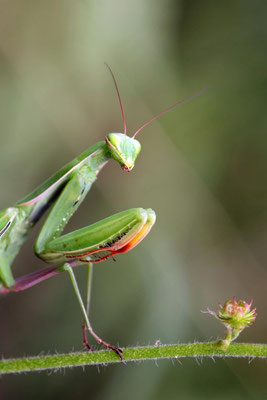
left=105, top=133, right=141, bottom=172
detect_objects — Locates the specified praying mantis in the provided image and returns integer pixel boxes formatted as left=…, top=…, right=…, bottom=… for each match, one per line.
left=0, top=65, right=205, bottom=359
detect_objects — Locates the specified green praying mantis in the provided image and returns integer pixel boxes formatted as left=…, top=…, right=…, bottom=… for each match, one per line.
left=0, top=65, right=205, bottom=359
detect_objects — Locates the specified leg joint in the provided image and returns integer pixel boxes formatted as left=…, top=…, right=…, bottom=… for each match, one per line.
left=58, top=262, right=72, bottom=273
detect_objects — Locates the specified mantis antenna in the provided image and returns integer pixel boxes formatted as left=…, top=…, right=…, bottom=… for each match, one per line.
left=132, top=86, right=208, bottom=139
left=105, top=63, right=208, bottom=140
left=105, top=63, right=127, bottom=135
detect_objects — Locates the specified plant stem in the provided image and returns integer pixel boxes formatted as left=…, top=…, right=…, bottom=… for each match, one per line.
left=1, top=342, right=266, bottom=375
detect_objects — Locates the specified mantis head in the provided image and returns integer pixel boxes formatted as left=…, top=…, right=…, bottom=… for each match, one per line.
left=105, top=133, right=141, bottom=172
left=105, top=64, right=207, bottom=172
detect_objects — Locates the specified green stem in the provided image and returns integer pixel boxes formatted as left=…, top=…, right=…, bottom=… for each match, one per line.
left=1, top=342, right=266, bottom=375
left=219, top=327, right=233, bottom=350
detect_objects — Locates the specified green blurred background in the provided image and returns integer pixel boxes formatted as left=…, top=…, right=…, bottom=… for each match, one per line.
left=0, top=0, right=267, bottom=398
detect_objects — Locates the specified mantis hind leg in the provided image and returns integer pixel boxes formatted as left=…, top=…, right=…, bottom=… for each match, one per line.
left=60, top=263, right=123, bottom=360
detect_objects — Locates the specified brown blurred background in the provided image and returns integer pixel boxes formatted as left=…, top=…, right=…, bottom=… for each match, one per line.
left=0, top=0, right=267, bottom=399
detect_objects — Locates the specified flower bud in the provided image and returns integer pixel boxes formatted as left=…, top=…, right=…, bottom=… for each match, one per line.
left=207, top=297, right=257, bottom=349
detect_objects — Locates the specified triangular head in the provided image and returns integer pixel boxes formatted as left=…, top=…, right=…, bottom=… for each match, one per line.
left=105, top=133, right=141, bottom=172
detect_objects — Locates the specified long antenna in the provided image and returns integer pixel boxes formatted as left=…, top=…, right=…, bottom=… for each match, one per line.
left=105, top=63, right=127, bottom=135
left=132, top=87, right=208, bottom=139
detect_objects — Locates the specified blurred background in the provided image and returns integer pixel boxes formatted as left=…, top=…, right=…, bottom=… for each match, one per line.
left=0, top=0, right=267, bottom=398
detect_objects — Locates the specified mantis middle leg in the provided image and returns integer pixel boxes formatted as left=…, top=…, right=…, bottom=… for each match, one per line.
left=33, top=164, right=155, bottom=358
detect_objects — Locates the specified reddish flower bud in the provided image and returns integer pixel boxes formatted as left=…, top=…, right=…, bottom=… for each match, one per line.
left=207, top=297, right=257, bottom=349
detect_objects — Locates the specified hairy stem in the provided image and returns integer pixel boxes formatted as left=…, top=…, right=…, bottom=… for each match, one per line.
left=1, top=342, right=266, bottom=375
